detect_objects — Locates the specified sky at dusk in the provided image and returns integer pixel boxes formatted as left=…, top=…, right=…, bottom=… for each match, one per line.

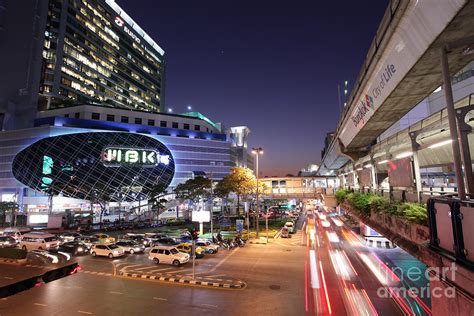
left=119, top=0, right=388, bottom=176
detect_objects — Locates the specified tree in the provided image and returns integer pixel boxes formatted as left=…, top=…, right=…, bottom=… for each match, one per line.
left=174, top=176, right=212, bottom=203
left=0, top=202, right=18, bottom=227
left=217, top=167, right=256, bottom=215
left=147, top=183, right=168, bottom=222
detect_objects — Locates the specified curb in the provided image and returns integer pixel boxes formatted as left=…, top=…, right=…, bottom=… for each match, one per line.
left=0, top=258, right=27, bottom=265
left=119, top=272, right=246, bottom=289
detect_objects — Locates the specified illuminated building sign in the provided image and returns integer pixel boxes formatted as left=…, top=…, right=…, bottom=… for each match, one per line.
left=114, top=16, right=141, bottom=44
left=102, top=147, right=170, bottom=167
left=12, top=132, right=175, bottom=202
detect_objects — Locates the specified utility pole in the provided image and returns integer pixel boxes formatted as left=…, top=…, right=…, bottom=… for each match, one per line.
left=252, top=147, right=264, bottom=238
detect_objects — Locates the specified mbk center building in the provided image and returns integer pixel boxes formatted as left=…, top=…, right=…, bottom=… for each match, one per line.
left=0, top=0, right=252, bottom=227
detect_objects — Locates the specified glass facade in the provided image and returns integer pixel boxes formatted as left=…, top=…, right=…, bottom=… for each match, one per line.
left=12, top=132, right=175, bottom=202
left=39, top=0, right=164, bottom=112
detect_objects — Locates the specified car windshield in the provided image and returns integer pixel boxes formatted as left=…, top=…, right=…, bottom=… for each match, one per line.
left=44, top=237, right=57, bottom=242
left=109, top=245, right=119, bottom=249
left=170, top=248, right=179, bottom=254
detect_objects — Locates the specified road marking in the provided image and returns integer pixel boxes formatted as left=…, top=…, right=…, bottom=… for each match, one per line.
left=34, top=303, right=47, bottom=307
left=78, top=311, right=93, bottom=315
left=109, top=291, right=123, bottom=295
left=134, top=266, right=157, bottom=271
left=121, top=264, right=143, bottom=270
left=201, top=303, right=218, bottom=308
left=150, top=267, right=175, bottom=273
left=1, top=298, right=7, bottom=301
left=207, top=247, right=240, bottom=273
left=153, top=297, right=168, bottom=301
left=3, top=276, right=13, bottom=279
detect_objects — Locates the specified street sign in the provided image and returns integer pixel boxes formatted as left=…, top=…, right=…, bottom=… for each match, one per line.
left=244, top=202, right=249, bottom=213
left=236, top=219, right=244, bottom=233
left=192, top=211, right=210, bottom=223
left=219, top=218, right=231, bottom=227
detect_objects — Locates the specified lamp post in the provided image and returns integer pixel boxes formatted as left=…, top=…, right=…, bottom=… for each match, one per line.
left=252, top=147, right=263, bottom=238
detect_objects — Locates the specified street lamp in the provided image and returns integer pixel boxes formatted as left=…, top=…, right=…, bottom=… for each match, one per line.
left=168, top=108, right=173, bottom=113
left=252, top=147, right=263, bottom=239
left=187, top=105, right=192, bottom=111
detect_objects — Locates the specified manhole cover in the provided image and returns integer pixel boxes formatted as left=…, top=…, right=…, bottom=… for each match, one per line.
left=269, top=285, right=281, bottom=290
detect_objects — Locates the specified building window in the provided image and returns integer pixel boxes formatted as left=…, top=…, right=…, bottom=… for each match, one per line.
left=172, top=122, right=179, bottom=129
left=64, top=114, right=69, bottom=118
left=194, top=125, right=200, bottom=131
left=91, top=113, right=100, bottom=120
left=160, top=121, right=167, bottom=127
left=107, top=114, right=115, bottom=122
left=121, top=116, right=129, bottom=123
left=74, top=112, right=80, bottom=119
left=184, top=123, right=190, bottom=130
left=148, top=119, right=155, bottom=126
left=135, top=118, right=142, bottom=125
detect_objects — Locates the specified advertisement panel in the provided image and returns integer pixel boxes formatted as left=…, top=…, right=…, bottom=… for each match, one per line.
left=387, top=157, right=413, bottom=188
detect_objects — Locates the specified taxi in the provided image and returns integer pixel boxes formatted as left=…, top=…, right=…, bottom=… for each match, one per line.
left=176, top=242, right=205, bottom=258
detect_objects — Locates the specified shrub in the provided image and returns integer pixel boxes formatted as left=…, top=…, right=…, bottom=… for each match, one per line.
left=367, top=195, right=387, bottom=213
left=347, top=192, right=371, bottom=215
left=335, top=189, right=350, bottom=204
left=399, top=202, right=428, bottom=225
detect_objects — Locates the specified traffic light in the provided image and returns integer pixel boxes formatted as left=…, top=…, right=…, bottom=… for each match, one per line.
left=191, top=228, right=199, bottom=240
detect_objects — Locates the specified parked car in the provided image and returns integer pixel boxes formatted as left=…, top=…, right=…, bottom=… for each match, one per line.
left=156, top=237, right=177, bottom=245
left=123, top=234, right=151, bottom=247
left=20, top=232, right=59, bottom=251
left=284, top=222, right=295, bottom=233
left=0, top=227, right=31, bottom=242
left=75, top=236, right=100, bottom=248
left=94, top=233, right=115, bottom=243
left=57, top=232, right=82, bottom=244
left=280, top=227, right=291, bottom=238
left=0, top=236, right=18, bottom=248
left=195, top=240, right=219, bottom=254
left=115, top=240, right=145, bottom=254
left=148, top=245, right=189, bottom=266
left=176, top=243, right=205, bottom=258
left=90, top=244, right=124, bottom=258
left=58, top=241, right=89, bottom=255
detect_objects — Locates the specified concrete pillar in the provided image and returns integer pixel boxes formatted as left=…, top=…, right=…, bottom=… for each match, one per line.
left=410, top=132, right=422, bottom=203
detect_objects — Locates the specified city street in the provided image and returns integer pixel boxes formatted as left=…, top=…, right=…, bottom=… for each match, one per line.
left=0, top=211, right=434, bottom=315
left=0, top=220, right=307, bottom=315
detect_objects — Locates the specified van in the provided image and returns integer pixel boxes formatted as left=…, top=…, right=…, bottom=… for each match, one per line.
left=148, top=245, right=190, bottom=266
left=1, top=227, right=31, bottom=242
left=19, top=232, right=59, bottom=251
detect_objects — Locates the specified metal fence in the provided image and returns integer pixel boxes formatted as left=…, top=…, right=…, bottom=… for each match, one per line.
left=427, top=196, right=474, bottom=270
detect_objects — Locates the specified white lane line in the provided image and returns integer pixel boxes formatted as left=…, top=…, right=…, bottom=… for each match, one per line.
left=78, top=311, right=93, bottom=315
left=153, top=297, right=168, bottom=301
left=34, top=303, right=48, bottom=307
left=3, top=276, right=13, bottom=279
left=134, top=266, right=157, bottom=271
left=150, top=267, right=175, bottom=273
left=207, top=247, right=240, bottom=273
left=1, top=298, right=7, bottom=301
left=121, top=264, right=143, bottom=271
left=201, top=303, right=218, bottom=308
left=109, top=291, right=123, bottom=295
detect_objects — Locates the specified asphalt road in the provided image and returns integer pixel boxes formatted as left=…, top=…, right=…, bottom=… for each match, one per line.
left=0, top=221, right=307, bottom=316
left=0, top=210, right=432, bottom=315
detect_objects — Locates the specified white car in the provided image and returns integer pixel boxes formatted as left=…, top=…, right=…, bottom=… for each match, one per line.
left=20, top=232, right=59, bottom=251
left=195, top=240, right=219, bottom=254
left=91, top=244, right=124, bottom=258
left=148, top=245, right=190, bottom=266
